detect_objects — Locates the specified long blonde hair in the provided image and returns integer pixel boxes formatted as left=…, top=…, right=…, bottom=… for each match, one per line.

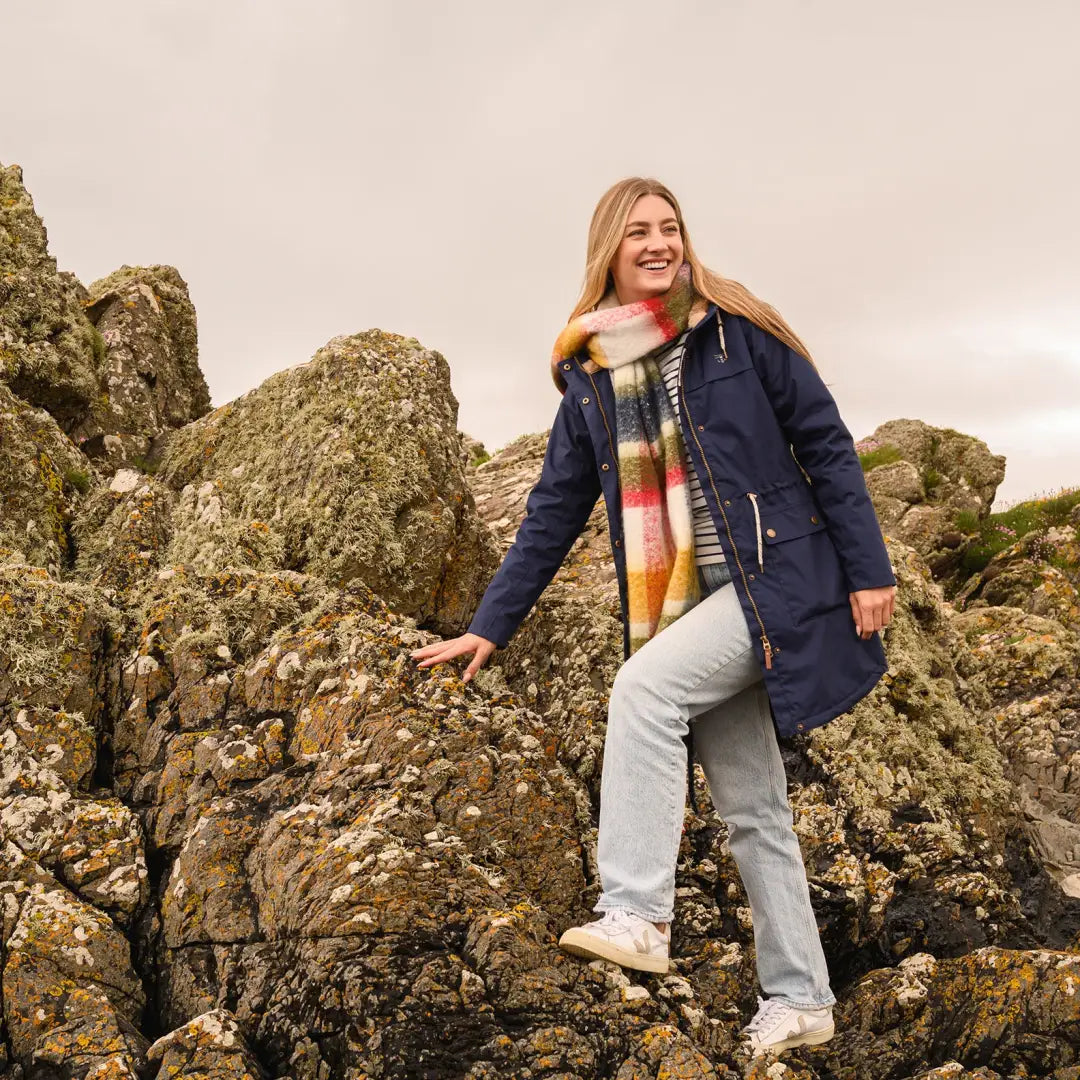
left=572, top=177, right=817, bottom=368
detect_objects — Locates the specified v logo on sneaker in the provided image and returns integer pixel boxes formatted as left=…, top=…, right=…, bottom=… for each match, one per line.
left=786, top=1014, right=810, bottom=1039
left=632, top=931, right=652, bottom=954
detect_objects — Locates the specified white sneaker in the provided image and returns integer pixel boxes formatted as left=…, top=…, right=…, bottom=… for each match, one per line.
left=558, top=909, right=670, bottom=973
left=741, top=995, right=835, bottom=1056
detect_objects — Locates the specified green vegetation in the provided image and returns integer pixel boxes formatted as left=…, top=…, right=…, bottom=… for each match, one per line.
left=89, top=325, right=107, bottom=367
left=63, top=467, right=91, bottom=494
left=960, top=486, right=1080, bottom=575
left=922, top=466, right=943, bottom=498
left=131, top=454, right=161, bottom=475
left=856, top=442, right=903, bottom=472
left=953, top=509, right=980, bottom=535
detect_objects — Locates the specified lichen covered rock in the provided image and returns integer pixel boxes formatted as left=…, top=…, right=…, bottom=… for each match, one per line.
left=0, top=162, right=100, bottom=427
left=152, top=330, right=499, bottom=635
left=73, top=263, right=211, bottom=466
left=0, top=381, right=93, bottom=574
left=859, top=419, right=1005, bottom=569
left=954, top=509, right=1080, bottom=632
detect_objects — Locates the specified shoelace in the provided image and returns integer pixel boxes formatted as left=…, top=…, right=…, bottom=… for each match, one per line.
left=742, top=995, right=791, bottom=1034
left=588, top=910, right=636, bottom=931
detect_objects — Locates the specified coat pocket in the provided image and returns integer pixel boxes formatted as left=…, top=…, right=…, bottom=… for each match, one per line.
left=683, top=347, right=753, bottom=390
left=761, top=499, right=849, bottom=626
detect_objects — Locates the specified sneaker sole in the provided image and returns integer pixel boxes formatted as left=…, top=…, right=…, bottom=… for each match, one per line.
left=558, top=928, right=669, bottom=973
left=749, top=1022, right=835, bottom=1055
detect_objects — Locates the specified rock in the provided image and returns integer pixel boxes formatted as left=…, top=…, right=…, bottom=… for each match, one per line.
left=954, top=516, right=1080, bottom=632
left=789, top=948, right=1080, bottom=1077
left=0, top=162, right=100, bottom=428
left=857, top=420, right=1005, bottom=576
left=70, top=264, right=211, bottom=468
left=150, top=330, right=500, bottom=636
left=0, top=381, right=94, bottom=575
left=70, top=470, right=178, bottom=600
left=953, top=604, right=1080, bottom=904
left=460, top=430, right=489, bottom=469
left=465, top=428, right=622, bottom=791
left=1, top=878, right=147, bottom=1074
left=146, top=1009, right=263, bottom=1079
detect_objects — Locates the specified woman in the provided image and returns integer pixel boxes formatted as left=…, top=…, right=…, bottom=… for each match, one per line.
left=410, top=177, right=896, bottom=1057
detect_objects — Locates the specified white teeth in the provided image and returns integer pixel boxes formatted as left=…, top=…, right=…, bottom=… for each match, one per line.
left=641, top=262, right=668, bottom=270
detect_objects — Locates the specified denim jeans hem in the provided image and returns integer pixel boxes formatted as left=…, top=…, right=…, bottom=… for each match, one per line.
left=592, top=901, right=672, bottom=923
left=767, top=993, right=837, bottom=1010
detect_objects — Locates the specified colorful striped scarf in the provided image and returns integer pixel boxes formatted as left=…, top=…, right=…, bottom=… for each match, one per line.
left=551, top=261, right=711, bottom=653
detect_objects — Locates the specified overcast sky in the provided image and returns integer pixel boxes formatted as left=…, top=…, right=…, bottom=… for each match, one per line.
left=4, top=0, right=1078, bottom=509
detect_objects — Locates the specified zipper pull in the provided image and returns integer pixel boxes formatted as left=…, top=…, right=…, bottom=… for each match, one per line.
left=762, top=635, right=773, bottom=669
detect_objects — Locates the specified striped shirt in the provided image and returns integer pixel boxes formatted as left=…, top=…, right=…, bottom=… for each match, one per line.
left=656, top=331, right=726, bottom=566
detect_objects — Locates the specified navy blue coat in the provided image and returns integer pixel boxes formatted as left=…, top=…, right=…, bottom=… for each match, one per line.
left=467, top=305, right=895, bottom=739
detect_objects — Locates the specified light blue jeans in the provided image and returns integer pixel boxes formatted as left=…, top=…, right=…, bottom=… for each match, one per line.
left=593, top=560, right=836, bottom=1009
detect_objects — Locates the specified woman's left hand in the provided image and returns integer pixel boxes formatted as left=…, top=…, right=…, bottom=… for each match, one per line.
left=849, top=585, right=897, bottom=639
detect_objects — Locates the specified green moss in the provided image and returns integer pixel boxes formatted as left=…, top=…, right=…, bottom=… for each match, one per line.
left=89, top=325, right=107, bottom=367
left=961, top=486, right=1080, bottom=575
left=858, top=444, right=903, bottom=472
left=63, top=467, right=91, bottom=495
left=130, top=454, right=161, bottom=475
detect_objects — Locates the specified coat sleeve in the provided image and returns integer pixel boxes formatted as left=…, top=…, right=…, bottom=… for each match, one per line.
left=467, top=389, right=603, bottom=647
left=739, top=316, right=896, bottom=593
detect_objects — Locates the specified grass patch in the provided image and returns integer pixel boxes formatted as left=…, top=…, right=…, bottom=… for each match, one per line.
left=63, top=467, right=91, bottom=495
left=953, top=509, right=981, bottom=534
left=960, top=486, right=1080, bottom=576
left=131, top=454, right=161, bottom=475
left=856, top=441, right=903, bottom=472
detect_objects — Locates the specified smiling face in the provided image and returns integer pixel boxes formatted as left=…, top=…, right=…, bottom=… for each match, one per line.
left=609, top=193, right=685, bottom=304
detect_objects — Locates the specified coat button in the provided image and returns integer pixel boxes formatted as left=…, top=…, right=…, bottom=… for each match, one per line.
left=724, top=499, right=731, bottom=506
left=810, top=515, right=819, bottom=524
left=601, top=463, right=610, bottom=471
left=582, top=396, right=590, bottom=404
left=796, top=722, right=804, bottom=730
left=697, top=424, right=704, bottom=431
left=562, top=362, right=571, bottom=370
left=614, top=538, right=622, bottom=547
left=748, top=573, right=755, bottom=580
left=766, top=528, right=776, bottom=538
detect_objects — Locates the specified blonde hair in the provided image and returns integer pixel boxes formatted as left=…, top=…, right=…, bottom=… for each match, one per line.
left=572, top=177, right=817, bottom=368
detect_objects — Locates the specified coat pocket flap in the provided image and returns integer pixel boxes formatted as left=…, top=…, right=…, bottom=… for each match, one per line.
left=761, top=502, right=827, bottom=543
left=683, top=348, right=753, bottom=390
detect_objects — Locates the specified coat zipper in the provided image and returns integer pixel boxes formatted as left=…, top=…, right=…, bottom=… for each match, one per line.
left=678, top=351, right=774, bottom=669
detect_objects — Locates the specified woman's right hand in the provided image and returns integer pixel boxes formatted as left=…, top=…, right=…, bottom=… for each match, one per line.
left=409, top=633, right=497, bottom=684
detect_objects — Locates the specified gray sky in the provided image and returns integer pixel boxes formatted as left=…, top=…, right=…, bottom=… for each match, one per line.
left=4, top=0, right=1078, bottom=509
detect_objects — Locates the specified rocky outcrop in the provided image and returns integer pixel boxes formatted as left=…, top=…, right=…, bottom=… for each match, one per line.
left=465, top=430, right=622, bottom=785
left=954, top=501, right=1080, bottom=632
left=859, top=419, right=1006, bottom=576
left=1, top=165, right=1078, bottom=1078
left=0, top=381, right=90, bottom=573
left=71, top=264, right=211, bottom=466
left=789, top=948, right=1080, bottom=1077
left=0, top=566, right=149, bottom=1075
left=953, top=602, right=1080, bottom=899
left=148, top=329, right=499, bottom=637
left=0, top=163, right=101, bottom=427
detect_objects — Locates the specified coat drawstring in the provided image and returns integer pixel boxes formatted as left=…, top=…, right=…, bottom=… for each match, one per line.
left=746, top=492, right=764, bottom=573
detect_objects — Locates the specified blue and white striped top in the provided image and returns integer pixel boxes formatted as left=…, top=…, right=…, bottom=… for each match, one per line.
left=656, top=331, right=726, bottom=566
